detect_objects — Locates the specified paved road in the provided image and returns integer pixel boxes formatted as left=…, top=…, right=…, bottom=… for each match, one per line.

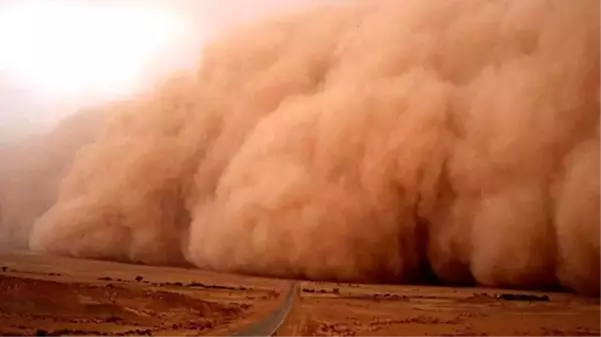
left=231, top=282, right=298, bottom=337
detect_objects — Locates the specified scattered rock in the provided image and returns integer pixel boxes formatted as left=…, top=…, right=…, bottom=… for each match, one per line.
left=1, top=266, right=7, bottom=272
left=187, top=321, right=216, bottom=330
left=52, top=328, right=103, bottom=336
left=116, top=328, right=152, bottom=336
left=135, top=276, right=144, bottom=282
left=98, top=277, right=112, bottom=281
left=35, top=329, right=48, bottom=336
left=303, top=287, right=343, bottom=295
left=186, top=282, right=208, bottom=288
left=105, top=315, right=122, bottom=323
left=496, top=293, right=550, bottom=302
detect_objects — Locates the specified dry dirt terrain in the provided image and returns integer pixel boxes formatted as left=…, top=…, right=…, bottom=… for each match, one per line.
left=278, top=283, right=600, bottom=336
left=0, top=251, right=288, bottom=336
left=0, top=250, right=599, bottom=336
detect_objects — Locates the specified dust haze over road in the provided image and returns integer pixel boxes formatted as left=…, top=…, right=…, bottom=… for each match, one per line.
left=0, top=0, right=599, bottom=296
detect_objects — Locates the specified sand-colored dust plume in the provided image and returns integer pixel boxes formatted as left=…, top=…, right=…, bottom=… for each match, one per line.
left=4, top=0, right=600, bottom=294
left=0, top=108, right=107, bottom=248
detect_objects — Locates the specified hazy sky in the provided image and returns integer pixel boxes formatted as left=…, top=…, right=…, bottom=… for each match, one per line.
left=0, top=0, right=323, bottom=137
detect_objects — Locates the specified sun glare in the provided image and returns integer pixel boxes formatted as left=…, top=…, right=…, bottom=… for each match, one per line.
left=0, top=1, right=186, bottom=100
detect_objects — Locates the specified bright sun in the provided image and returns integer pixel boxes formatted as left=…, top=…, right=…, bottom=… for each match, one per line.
left=0, top=1, right=186, bottom=100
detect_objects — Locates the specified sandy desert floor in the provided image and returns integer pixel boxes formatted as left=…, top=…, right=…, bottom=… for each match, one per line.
left=277, top=282, right=600, bottom=336
left=0, top=250, right=598, bottom=336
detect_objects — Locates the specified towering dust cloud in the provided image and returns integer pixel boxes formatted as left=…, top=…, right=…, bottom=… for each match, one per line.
left=0, top=108, right=107, bottom=249
left=6, top=0, right=601, bottom=294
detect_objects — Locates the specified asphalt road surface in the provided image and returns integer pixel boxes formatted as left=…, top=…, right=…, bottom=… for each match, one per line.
left=231, top=282, right=298, bottom=336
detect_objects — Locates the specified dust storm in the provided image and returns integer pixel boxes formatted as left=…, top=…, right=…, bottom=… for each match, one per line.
left=0, top=0, right=599, bottom=295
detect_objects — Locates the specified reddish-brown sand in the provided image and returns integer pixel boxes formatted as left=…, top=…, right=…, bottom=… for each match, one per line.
left=0, top=251, right=287, bottom=336
left=277, top=283, right=600, bottom=336
left=0, top=251, right=598, bottom=336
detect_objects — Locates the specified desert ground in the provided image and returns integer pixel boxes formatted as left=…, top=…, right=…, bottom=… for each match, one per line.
left=0, top=250, right=598, bottom=336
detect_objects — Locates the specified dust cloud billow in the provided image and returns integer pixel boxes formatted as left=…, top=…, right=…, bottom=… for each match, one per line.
left=4, top=0, right=601, bottom=294
left=0, top=108, right=107, bottom=248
